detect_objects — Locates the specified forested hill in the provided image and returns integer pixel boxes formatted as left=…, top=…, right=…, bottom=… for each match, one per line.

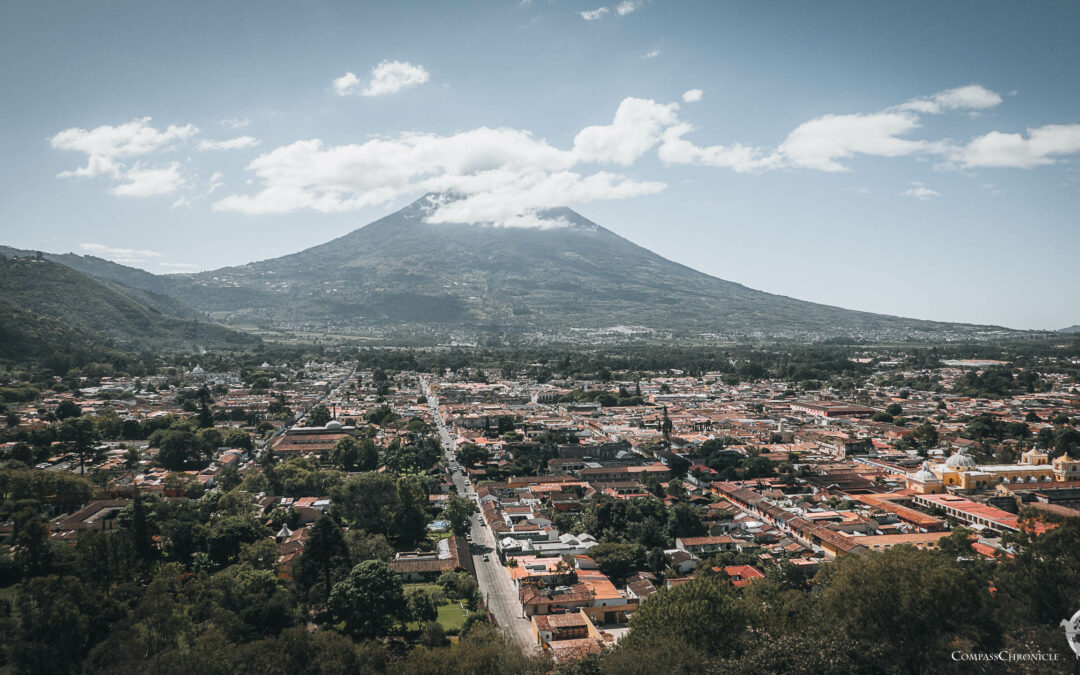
left=0, top=256, right=258, bottom=359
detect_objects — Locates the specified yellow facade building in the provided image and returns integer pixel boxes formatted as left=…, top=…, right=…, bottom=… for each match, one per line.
left=906, top=448, right=1078, bottom=494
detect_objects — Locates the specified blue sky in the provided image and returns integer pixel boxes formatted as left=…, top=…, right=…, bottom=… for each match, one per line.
left=1, top=1, right=1078, bottom=329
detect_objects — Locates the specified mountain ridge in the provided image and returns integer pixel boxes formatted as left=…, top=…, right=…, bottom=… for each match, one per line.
left=165, top=195, right=1014, bottom=341
left=2, top=196, right=1026, bottom=343
left=0, top=256, right=259, bottom=359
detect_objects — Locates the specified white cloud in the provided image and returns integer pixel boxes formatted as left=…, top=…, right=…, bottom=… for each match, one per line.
left=901, top=182, right=940, bottom=200
left=362, top=61, right=430, bottom=97
left=641, top=49, right=660, bottom=60
left=171, top=196, right=192, bottom=209
left=51, top=117, right=198, bottom=178
left=110, top=162, right=184, bottom=197
left=580, top=7, right=609, bottom=20
left=776, top=111, right=931, bottom=172
left=196, top=136, right=260, bottom=151
left=219, top=117, right=251, bottom=129
left=681, top=89, right=703, bottom=103
left=658, top=123, right=778, bottom=172
left=953, top=124, right=1080, bottom=168
left=615, top=0, right=640, bottom=15
left=213, top=100, right=669, bottom=225
left=79, top=243, right=162, bottom=265
left=572, top=97, right=680, bottom=165
left=897, top=84, right=1003, bottom=115
left=332, top=72, right=362, bottom=96
left=208, top=171, right=225, bottom=195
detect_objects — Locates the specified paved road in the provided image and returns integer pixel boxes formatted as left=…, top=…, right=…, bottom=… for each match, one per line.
left=421, top=378, right=537, bottom=654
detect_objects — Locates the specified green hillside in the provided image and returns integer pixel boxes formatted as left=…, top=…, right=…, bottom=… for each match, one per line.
left=0, top=256, right=259, bottom=355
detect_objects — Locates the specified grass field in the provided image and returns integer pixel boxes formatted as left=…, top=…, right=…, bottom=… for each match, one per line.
left=403, top=583, right=470, bottom=633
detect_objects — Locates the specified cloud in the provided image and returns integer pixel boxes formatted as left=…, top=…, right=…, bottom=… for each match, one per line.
left=213, top=101, right=668, bottom=225
left=158, top=262, right=199, bottom=270
left=202, top=84, right=1080, bottom=223
left=171, top=196, right=192, bottom=209
left=572, top=97, right=680, bottom=165
left=362, top=61, right=430, bottom=97
left=51, top=117, right=198, bottom=178
left=196, top=136, right=260, bottom=151
left=79, top=243, right=162, bottom=265
left=110, top=162, right=184, bottom=196
left=641, top=49, right=660, bottom=60
left=776, top=111, right=932, bottom=172
left=896, top=84, right=1003, bottom=115
left=580, top=7, right=609, bottom=20
left=332, top=72, right=362, bottom=96
left=658, top=123, right=779, bottom=172
left=901, top=182, right=940, bottom=200
left=615, top=0, right=640, bottom=15
left=953, top=124, right=1080, bottom=168
left=219, top=118, right=251, bottom=129
left=681, top=89, right=703, bottom=103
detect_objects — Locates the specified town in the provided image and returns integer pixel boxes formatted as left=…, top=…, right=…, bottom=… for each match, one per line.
left=2, top=342, right=1079, bottom=671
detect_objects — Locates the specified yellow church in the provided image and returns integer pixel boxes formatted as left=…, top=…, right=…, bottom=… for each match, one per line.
left=906, top=447, right=1080, bottom=494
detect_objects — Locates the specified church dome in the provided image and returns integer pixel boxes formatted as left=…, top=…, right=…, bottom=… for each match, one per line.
left=910, top=462, right=939, bottom=483
left=325, top=420, right=343, bottom=431
left=946, top=449, right=977, bottom=469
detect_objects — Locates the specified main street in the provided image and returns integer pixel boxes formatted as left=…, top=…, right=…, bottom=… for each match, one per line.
left=421, top=377, right=537, bottom=654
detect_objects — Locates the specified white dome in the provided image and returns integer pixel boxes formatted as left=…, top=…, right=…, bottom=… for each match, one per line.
left=910, top=462, right=939, bottom=483
left=325, top=420, right=343, bottom=430
left=945, top=449, right=977, bottom=469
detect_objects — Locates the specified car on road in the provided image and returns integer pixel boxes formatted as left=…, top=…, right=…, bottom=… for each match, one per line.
left=483, top=555, right=490, bottom=562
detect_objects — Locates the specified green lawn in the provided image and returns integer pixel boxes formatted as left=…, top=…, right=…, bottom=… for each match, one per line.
left=402, top=583, right=470, bottom=633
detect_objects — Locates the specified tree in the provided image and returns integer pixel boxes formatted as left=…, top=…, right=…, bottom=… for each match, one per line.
left=10, top=575, right=99, bottom=674
left=346, top=529, right=394, bottom=563
left=356, top=438, right=379, bottom=471
left=330, top=436, right=361, bottom=471
left=123, top=446, right=142, bottom=470
left=455, top=443, right=489, bottom=469
left=308, top=405, right=331, bottom=427
left=885, top=403, right=903, bottom=416
left=912, top=422, right=939, bottom=449
left=197, top=401, right=214, bottom=429
left=819, top=545, right=998, bottom=672
left=55, top=400, right=82, bottom=420
left=621, top=575, right=747, bottom=657
left=58, top=415, right=97, bottom=473
left=588, top=542, right=645, bottom=582
left=407, top=587, right=439, bottom=624
left=296, top=515, right=351, bottom=602
left=156, top=429, right=199, bottom=470
left=223, top=428, right=254, bottom=451
left=196, top=427, right=223, bottom=455
left=445, top=494, right=478, bottom=537
left=125, top=489, right=156, bottom=563
left=419, top=621, right=448, bottom=647
left=394, top=476, right=429, bottom=547
left=330, top=473, right=399, bottom=535
left=328, top=560, right=405, bottom=640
